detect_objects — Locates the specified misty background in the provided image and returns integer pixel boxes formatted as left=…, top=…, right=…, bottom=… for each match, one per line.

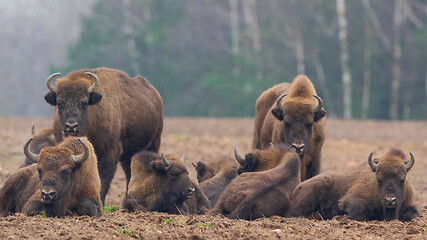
left=1, top=0, right=426, bottom=119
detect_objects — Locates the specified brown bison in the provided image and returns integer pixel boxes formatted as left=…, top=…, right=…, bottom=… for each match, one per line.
left=207, top=145, right=300, bottom=220
left=0, top=137, right=102, bottom=217
left=44, top=67, right=163, bottom=203
left=288, top=149, right=419, bottom=221
left=22, top=126, right=57, bottom=167
left=123, top=152, right=211, bottom=215
left=192, top=156, right=238, bottom=206
left=252, top=75, right=326, bottom=181
left=234, top=141, right=289, bottom=174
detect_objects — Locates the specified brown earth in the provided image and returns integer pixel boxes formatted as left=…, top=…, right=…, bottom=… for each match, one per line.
left=0, top=117, right=426, bottom=239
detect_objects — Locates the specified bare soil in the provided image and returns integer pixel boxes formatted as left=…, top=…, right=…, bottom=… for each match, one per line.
left=0, top=117, right=426, bottom=239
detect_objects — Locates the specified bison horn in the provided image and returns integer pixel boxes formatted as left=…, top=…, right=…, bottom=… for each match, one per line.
left=24, top=138, right=39, bottom=163
left=31, top=125, right=35, bottom=135
left=192, top=161, right=197, bottom=169
left=85, top=72, right=100, bottom=93
left=276, top=94, right=287, bottom=112
left=313, top=95, right=324, bottom=113
left=368, top=152, right=377, bottom=172
left=406, top=152, right=415, bottom=171
left=161, top=153, right=171, bottom=170
left=180, top=155, right=185, bottom=162
left=234, top=141, right=246, bottom=166
left=47, top=73, right=61, bottom=93
left=71, top=138, right=90, bottom=165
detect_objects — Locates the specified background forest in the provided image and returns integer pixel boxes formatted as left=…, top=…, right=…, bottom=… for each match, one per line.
left=1, top=0, right=427, bottom=119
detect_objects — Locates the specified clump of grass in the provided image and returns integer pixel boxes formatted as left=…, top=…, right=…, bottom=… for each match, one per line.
left=198, top=222, right=212, bottom=229
left=113, top=228, right=139, bottom=238
left=161, top=217, right=175, bottom=224
left=40, top=211, right=48, bottom=218
left=423, top=223, right=427, bottom=232
left=103, top=204, right=120, bottom=213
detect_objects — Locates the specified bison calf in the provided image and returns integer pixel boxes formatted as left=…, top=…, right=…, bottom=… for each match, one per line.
left=192, top=156, right=238, bottom=206
left=0, top=137, right=102, bottom=217
left=208, top=146, right=300, bottom=220
left=123, top=152, right=210, bottom=215
left=288, top=149, right=419, bottom=221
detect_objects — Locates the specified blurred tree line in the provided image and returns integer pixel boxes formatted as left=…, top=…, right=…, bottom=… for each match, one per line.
left=1, top=0, right=427, bottom=119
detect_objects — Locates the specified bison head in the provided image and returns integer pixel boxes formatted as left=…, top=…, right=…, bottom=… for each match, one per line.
left=44, top=72, right=102, bottom=137
left=23, top=137, right=89, bottom=216
left=149, top=154, right=195, bottom=212
left=368, top=150, right=414, bottom=220
left=271, top=94, right=325, bottom=156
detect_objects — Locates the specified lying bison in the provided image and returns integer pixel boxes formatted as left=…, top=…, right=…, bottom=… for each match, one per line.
left=22, top=126, right=57, bottom=167
left=234, top=141, right=289, bottom=174
left=123, top=152, right=210, bottom=215
left=207, top=145, right=300, bottom=220
left=44, top=67, right=163, bottom=203
left=252, top=75, right=326, bottom=180
left=0, top=137, right=102, bottom=217
left=288, top=149, right=419, bottom=221
left=192, top=156, right=238, bottom=206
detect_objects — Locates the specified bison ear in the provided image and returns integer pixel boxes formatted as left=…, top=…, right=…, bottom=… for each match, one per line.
left=150, top=160, right=166, bottom=172
left=314, top=109, right=326, bottom=122
left=271, top=108, right=284, bottom=121
left=195, top=162, right=206, bottom=176
left=241, top=153, right=257, bottom=171
left=88, top=92, right=102, bottom=105
left=44, top=92, right=57, bottom=106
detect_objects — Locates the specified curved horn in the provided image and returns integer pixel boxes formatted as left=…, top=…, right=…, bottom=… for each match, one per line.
left=31, top=125, right=35, bottom=135
left=313, top=95, right=324, bottom=113
left=23, top=138, right=39, bottom=163
left=47, top=73, right=61, bottom=93
left=180, top=155, right=185, bottom=162
left=368, top=152, right=377, bottom=172
left=234, top=141, right=246, bottom=165
left=270, top=142, right=275, bottom=148
left=406, top=152, right=415, bottom=171
left=85, top=72, right=100, bottom=93
left=71, top=138, right=90, bottom=165
left=192, top=161, right=197, bottom=169
left=276, top=94, right=287, bottom=112
left=161, top=153, right=171, bottom=170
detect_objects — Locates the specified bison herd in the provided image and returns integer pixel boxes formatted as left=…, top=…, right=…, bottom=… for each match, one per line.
left=0, top=68, right=420, bottom=223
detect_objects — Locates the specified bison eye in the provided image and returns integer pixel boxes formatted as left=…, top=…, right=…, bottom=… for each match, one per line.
left=61, top=169, right=72, bottom=178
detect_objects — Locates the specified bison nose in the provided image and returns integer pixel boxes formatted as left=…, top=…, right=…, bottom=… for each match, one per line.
left=65, top=122, right=79, bottom=133
left=41, top=189, right=57, bottom=202
left=292, top=143, right=305, bottom=154
left=384, top=196, right=397, bottom=208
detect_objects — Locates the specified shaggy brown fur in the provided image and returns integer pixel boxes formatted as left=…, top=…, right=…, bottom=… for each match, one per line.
left=207, top=146, right=300, bottom=220
left=288, top=149, right=419, bottom=221
left=252, top=75, right=326, bottom=181
left=123, top=152, right=210, bottom=215
left=44, top=67, right=163, bottom=204
left=193, top=156, right=238, bottom=206
left=22, top=126, right=56, bottom=167
left=235, top=142, right=290, bottom=174
left=0, top=137, right=102, bottom=217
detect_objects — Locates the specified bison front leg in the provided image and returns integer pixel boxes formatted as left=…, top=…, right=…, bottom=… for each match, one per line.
left=74, top=198, right=102, bottom=217
left=22, top=193, right=44, bottom=216
left=399, top=206, right=420, bottom=222
left=97, top=148, right=121, bottom=205
left=338, top=197, right=373, bottom=221
left=287, top=175, right=333, bottom=218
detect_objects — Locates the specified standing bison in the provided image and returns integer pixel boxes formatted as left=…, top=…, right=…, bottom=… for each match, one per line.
left=207, top=145, right=300, bottom=220
left=44, top=67, right=163, bottom=203
left=252, top=75, right=326, bottom=180
left=123, top=152, right=211, bottom=215
left=288, top=149, right=419, bottom=221
left=0, top=137, right=102, bottom=217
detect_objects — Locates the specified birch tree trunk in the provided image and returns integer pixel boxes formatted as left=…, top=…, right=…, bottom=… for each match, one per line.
left=361, top=9, right=372, bottom=119
left=336, top=0, right=352, bottom=119
left=390, top=0, right=405, bottom=120
left=230, top=0, right=240, bottom=74
left=242, top=0, right=263, bottom=80
left=313, top=48, right=336, bottom=117
left=122, top=0, right=141, bottom=75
